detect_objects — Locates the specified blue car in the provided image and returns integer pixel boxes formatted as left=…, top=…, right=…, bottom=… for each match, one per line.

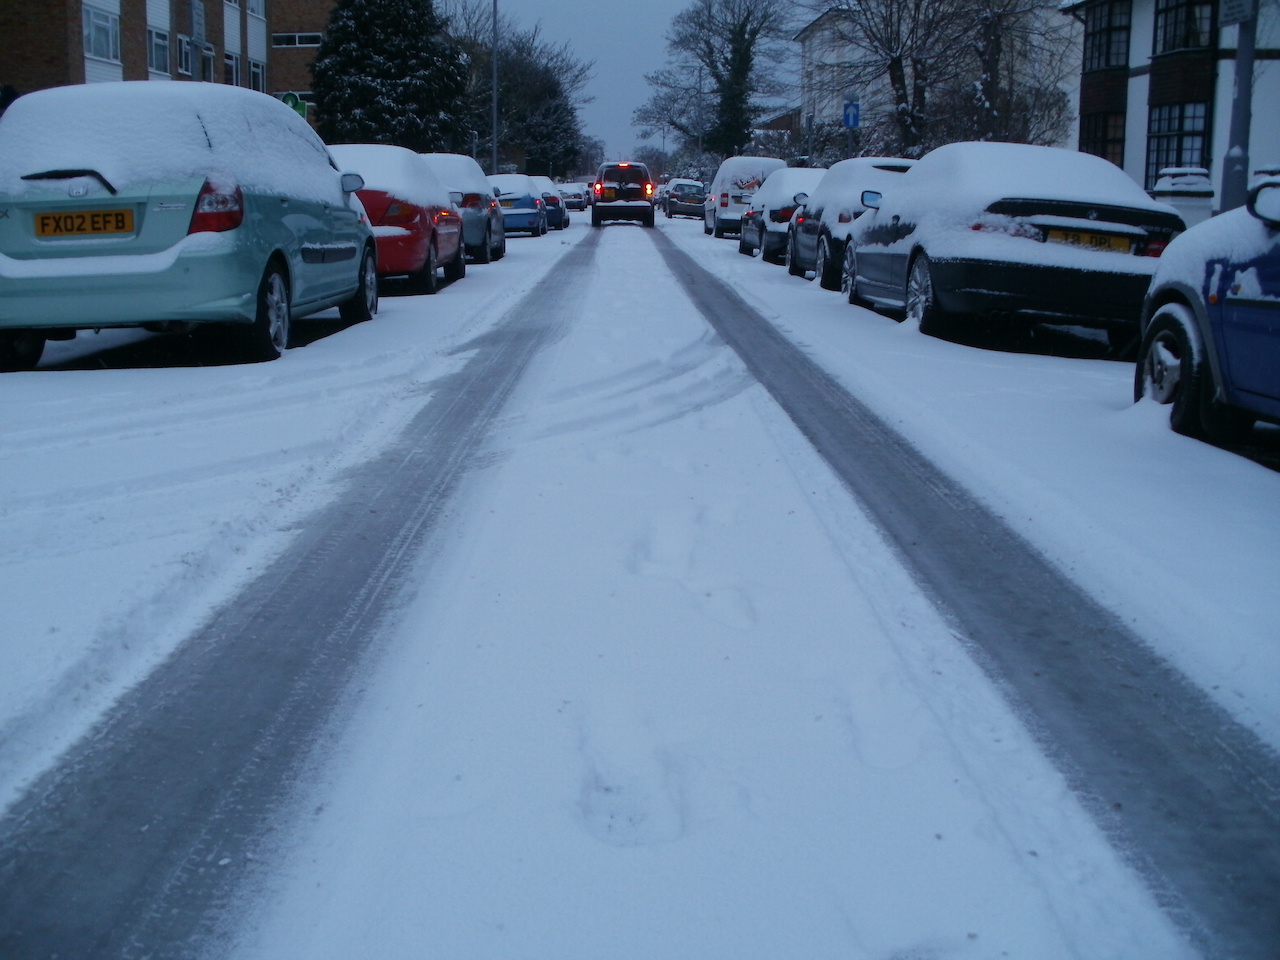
left=488, top=174, right=546, bottom=236
left=1136, top=173, right=1280, bottom=442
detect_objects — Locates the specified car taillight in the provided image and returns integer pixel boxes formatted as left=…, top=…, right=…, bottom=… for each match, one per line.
left=1143, top=239, right=1169, bottom=257
left=379, top=201, right=419, bottom=226
left=645, top=182, right=654, bottom=197
left=546, top=196, right=562, bottom=206
left=188, top=180, right=243, bottom=234
left=771, top=206, right=796, bottom=223
left=594, top=182, right=602, bottom=196
left=720, top=192, right=729, bottom=208
left=460, top=192, right=484, bottom=208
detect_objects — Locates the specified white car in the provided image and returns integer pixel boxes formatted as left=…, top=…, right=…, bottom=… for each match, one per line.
left=703, top=156, right=786, bottom=238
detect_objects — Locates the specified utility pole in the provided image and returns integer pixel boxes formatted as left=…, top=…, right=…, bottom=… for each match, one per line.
left=491, top=0, right=499, bottom=175
left=1219, top=0, right=1259, bottom=212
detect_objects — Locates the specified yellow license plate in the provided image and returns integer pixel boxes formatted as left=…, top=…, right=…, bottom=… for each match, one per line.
left=1047, top=228, right=1130, bottom=253
left=499, top=199, right=514, bottom=207
left=36, top=209, right=134, bottom=238
left=601, top=188, right=616, bottom=202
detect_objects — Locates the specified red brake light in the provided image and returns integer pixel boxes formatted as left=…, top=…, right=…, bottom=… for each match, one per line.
left=1143, top=239, right=1169, bottom=257
left=188, top=180, right=243, bottom=234
left=460, top=192, right=484, bottom=208
left=594, top=182, right=602, bottom=195
left=719, top=192, right=728, bottom=208
left=380, top=201, right=420, bottom=226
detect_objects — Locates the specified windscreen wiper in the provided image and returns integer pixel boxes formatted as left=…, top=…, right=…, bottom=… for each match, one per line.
left=21, top=169, right=118, bottom=196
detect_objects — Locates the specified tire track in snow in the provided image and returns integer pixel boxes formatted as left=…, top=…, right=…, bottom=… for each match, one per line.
left=0, top=231, right=601, bottom=960
left=653, top=229, right=1280, bottom=959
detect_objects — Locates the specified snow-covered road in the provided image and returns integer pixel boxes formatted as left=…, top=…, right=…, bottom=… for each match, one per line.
left=1, top=214, right=1277, bottom=958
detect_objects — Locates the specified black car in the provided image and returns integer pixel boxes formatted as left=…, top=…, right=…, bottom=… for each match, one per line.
left=664, top=179, right=705, bottom=218
left=592, top=162, right=656, bottom=227
left=848, top=142, right=1184, bottom=350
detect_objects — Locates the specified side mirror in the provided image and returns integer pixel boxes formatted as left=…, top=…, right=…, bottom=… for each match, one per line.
left=1247, top=182, right=1280, bottom=227
left=449, top=191, right=464, bottom=205
left=340, top=172, right=365, bottom=194
left=861, top=190, right=882, bottom=210
left=793, top=192, right=809, bottom=205
left=542, top=191, right=554, bottom=199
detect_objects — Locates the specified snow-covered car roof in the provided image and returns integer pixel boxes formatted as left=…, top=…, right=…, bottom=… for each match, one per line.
left=893, top=141, right=1176, bottom=218
left=806, top=157, right=916, bottom=230
left=489, top=173, right=539, bottom=197
left=327, top=143, right=452, bottom=209
left=710, top=156, right=787, bottom=191
left=0, top=81, right=343, bottom=203
left=530, top=175, right=561, bottom=196
left=419, top=152, right=495, bottom=197
left=750, top=167, right=828, bottom=210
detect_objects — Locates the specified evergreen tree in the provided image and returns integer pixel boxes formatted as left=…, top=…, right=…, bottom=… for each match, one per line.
left=311, top=0, right=469, bottom=152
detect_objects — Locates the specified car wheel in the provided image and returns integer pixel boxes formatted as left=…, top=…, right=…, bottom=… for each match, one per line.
left=244, top=264, right=291, bottom=361
left=475, top=227, right=493, bottom=264
left=841, top=243, right=863, bottom=306
left=1135, top=304, right=1207, bottom=436
left=817, top=236, right=842, bottom=291
left=493, top=231, right=506, bottom=260
left=540, top=218, right=548, bottom=236
left=339, top=245, right=378, bottom=323
left=906, top=253, right=947, bottom=334
left=592, top=208, right=602, bottom=228
left=410, top=241, right=439, bottom=295
left=0, top=329, right=46, bottom=372
left=762, top=235, right=783, bottom=265
left=738, top=232, right=753, bottom=256
left=703, top=215, right=713, bottom=235
left=444, top=241, right=466, bottom=282
left=713, top=216, right=726, bottom=239
left=786, top=233, right=805, bottom=277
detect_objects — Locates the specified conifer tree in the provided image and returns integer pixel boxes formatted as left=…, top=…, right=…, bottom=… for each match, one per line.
left=311, top=0, right=469, bottom=152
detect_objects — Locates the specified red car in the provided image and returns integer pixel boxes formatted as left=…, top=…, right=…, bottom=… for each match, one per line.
left=328, top=143, right=465, bottom=294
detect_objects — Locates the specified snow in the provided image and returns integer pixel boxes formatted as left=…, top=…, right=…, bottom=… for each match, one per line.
left=1, top=215, right=1274, bottom=957
left=0, top=82, right=344, bottom=204
left=418, top=152, right=495, bottom=197
left=488, top=173, right=540, bottom=199
left=751, top=166, right=828, bottom=213
left=327, top=143, right=453, bottom=210
left=1152, top=200, right=1279, bottom=289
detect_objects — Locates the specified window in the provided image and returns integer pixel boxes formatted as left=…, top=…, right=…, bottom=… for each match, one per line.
left=176, top=35, right=192, bottom=75
left=1147, top=102, right=1208, bottom=186
left=82, top=5, right=121, bottom=63
left=224, top=52, right=241, bottom=86
left=1154, top=0, right=1213, bottom=53
left=249, top=60, right=265, bottom=92
left=200, top=45, right=215, bottom=82
left=147, top=28, right=171, bottom=75
left=247, top=0, right=264, bottom=15
left=1081, top=112, right=1126, bottom=167
left=272, top=33, right=323, bottom=47
left=1082, top=0, right=1131, bottom=71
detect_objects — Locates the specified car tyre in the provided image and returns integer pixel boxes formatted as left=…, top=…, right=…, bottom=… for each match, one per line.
left=906, top=253, right=948, bottom=335
left=410, top=241, right=439, bottom=295
left=703, top=215, right=713, bottom=235
left=786, top=233, right=805, bottom=277
left=1135, top=303, right=1254, bottom=442
left=592, top=208, right=602, bottom=228
left=713, top=216, right=726, bottom=239
left=841, top=243, right=864, bottom=306
left=816, top=236, right=842, bottom=291
left=444, top=241, right=466, bottom=282
left=738, top=232, right=754, bottom=256
left=244, top=264, right=291, bottom=361
left=474, top=227, right=493, bottom=264
left=339, top=245, right=378, bottom=323
left=0, top=329, right=46, bottom=372
left=493, top=231, right=507, bottom=260
left=762, top=235, right=784, bottom=265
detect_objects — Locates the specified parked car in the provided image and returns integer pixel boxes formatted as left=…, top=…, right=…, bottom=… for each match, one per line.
left=531, top=175, right=569, bottom=230
left=489, top=173, right=547, bottom=236
left=1134, top=173, right=1280, bottom=442
left=420, top=152, right=506, bottom=263
left=704, top=156, right=787, bottom=238
left=847, top=141, right=1185, bottom=349
left=739, top=167, right=827, bottom=263
left=591, top=162, right=656, bottom=227
left=559, top=182, right=588, bottom=211
left=329, top=143, right=464, bottom=294
left=786, top=157, right=914, bottom=286
left=0, top=81, right=376, bottom=369
left=664, top=178, right=705, bottom=219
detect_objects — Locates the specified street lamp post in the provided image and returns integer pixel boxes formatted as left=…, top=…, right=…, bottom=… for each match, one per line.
left=491, top=0, right=499, bottom=175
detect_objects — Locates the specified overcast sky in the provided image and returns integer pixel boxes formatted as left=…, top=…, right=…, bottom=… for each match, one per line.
left=500, top=0, right=692, bottom=160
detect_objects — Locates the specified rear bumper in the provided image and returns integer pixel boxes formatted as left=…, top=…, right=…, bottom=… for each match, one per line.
left=501, top=209, right=542, bottom=233
left=667, top=200, right=703, bottom=217
left=595, top=202, right=653, bottom=222
left=0, top=232, right=260, bottom=330
left=931, top=257, right=1156, bottom=329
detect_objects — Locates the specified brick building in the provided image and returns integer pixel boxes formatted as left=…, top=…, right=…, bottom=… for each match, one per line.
left=0, top=0, right=269, bottom=102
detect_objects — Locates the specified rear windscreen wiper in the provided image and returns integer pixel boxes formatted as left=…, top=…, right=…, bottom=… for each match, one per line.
left=21, top=169, right=118, bottom=196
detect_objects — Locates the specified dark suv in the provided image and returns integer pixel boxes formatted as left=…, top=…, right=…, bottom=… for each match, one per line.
left=591, top=162, right=656, bottom=227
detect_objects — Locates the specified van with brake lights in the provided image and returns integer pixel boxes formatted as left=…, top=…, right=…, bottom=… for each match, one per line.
left=591, top=162, right=656, bottom=227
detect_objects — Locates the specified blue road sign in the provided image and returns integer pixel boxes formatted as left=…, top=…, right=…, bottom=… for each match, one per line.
left=843, top=102, right=860, bottom=128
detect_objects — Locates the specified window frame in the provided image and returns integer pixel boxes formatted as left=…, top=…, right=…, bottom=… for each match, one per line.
left=147, top=27, right=171, bottom=75
left=1082, top=0, right=1132, bottom=71
left=224, top=51, right=241, bottom=87
left=1081, top=112, right=1127, bottom=168
left=1153, top=0, right=1214, bottom=55
left=176, top=35, right=192, bottom=75
left=1146, top=102, right=1209, bottom=187
left=82, top=4, right=122, bottom=64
